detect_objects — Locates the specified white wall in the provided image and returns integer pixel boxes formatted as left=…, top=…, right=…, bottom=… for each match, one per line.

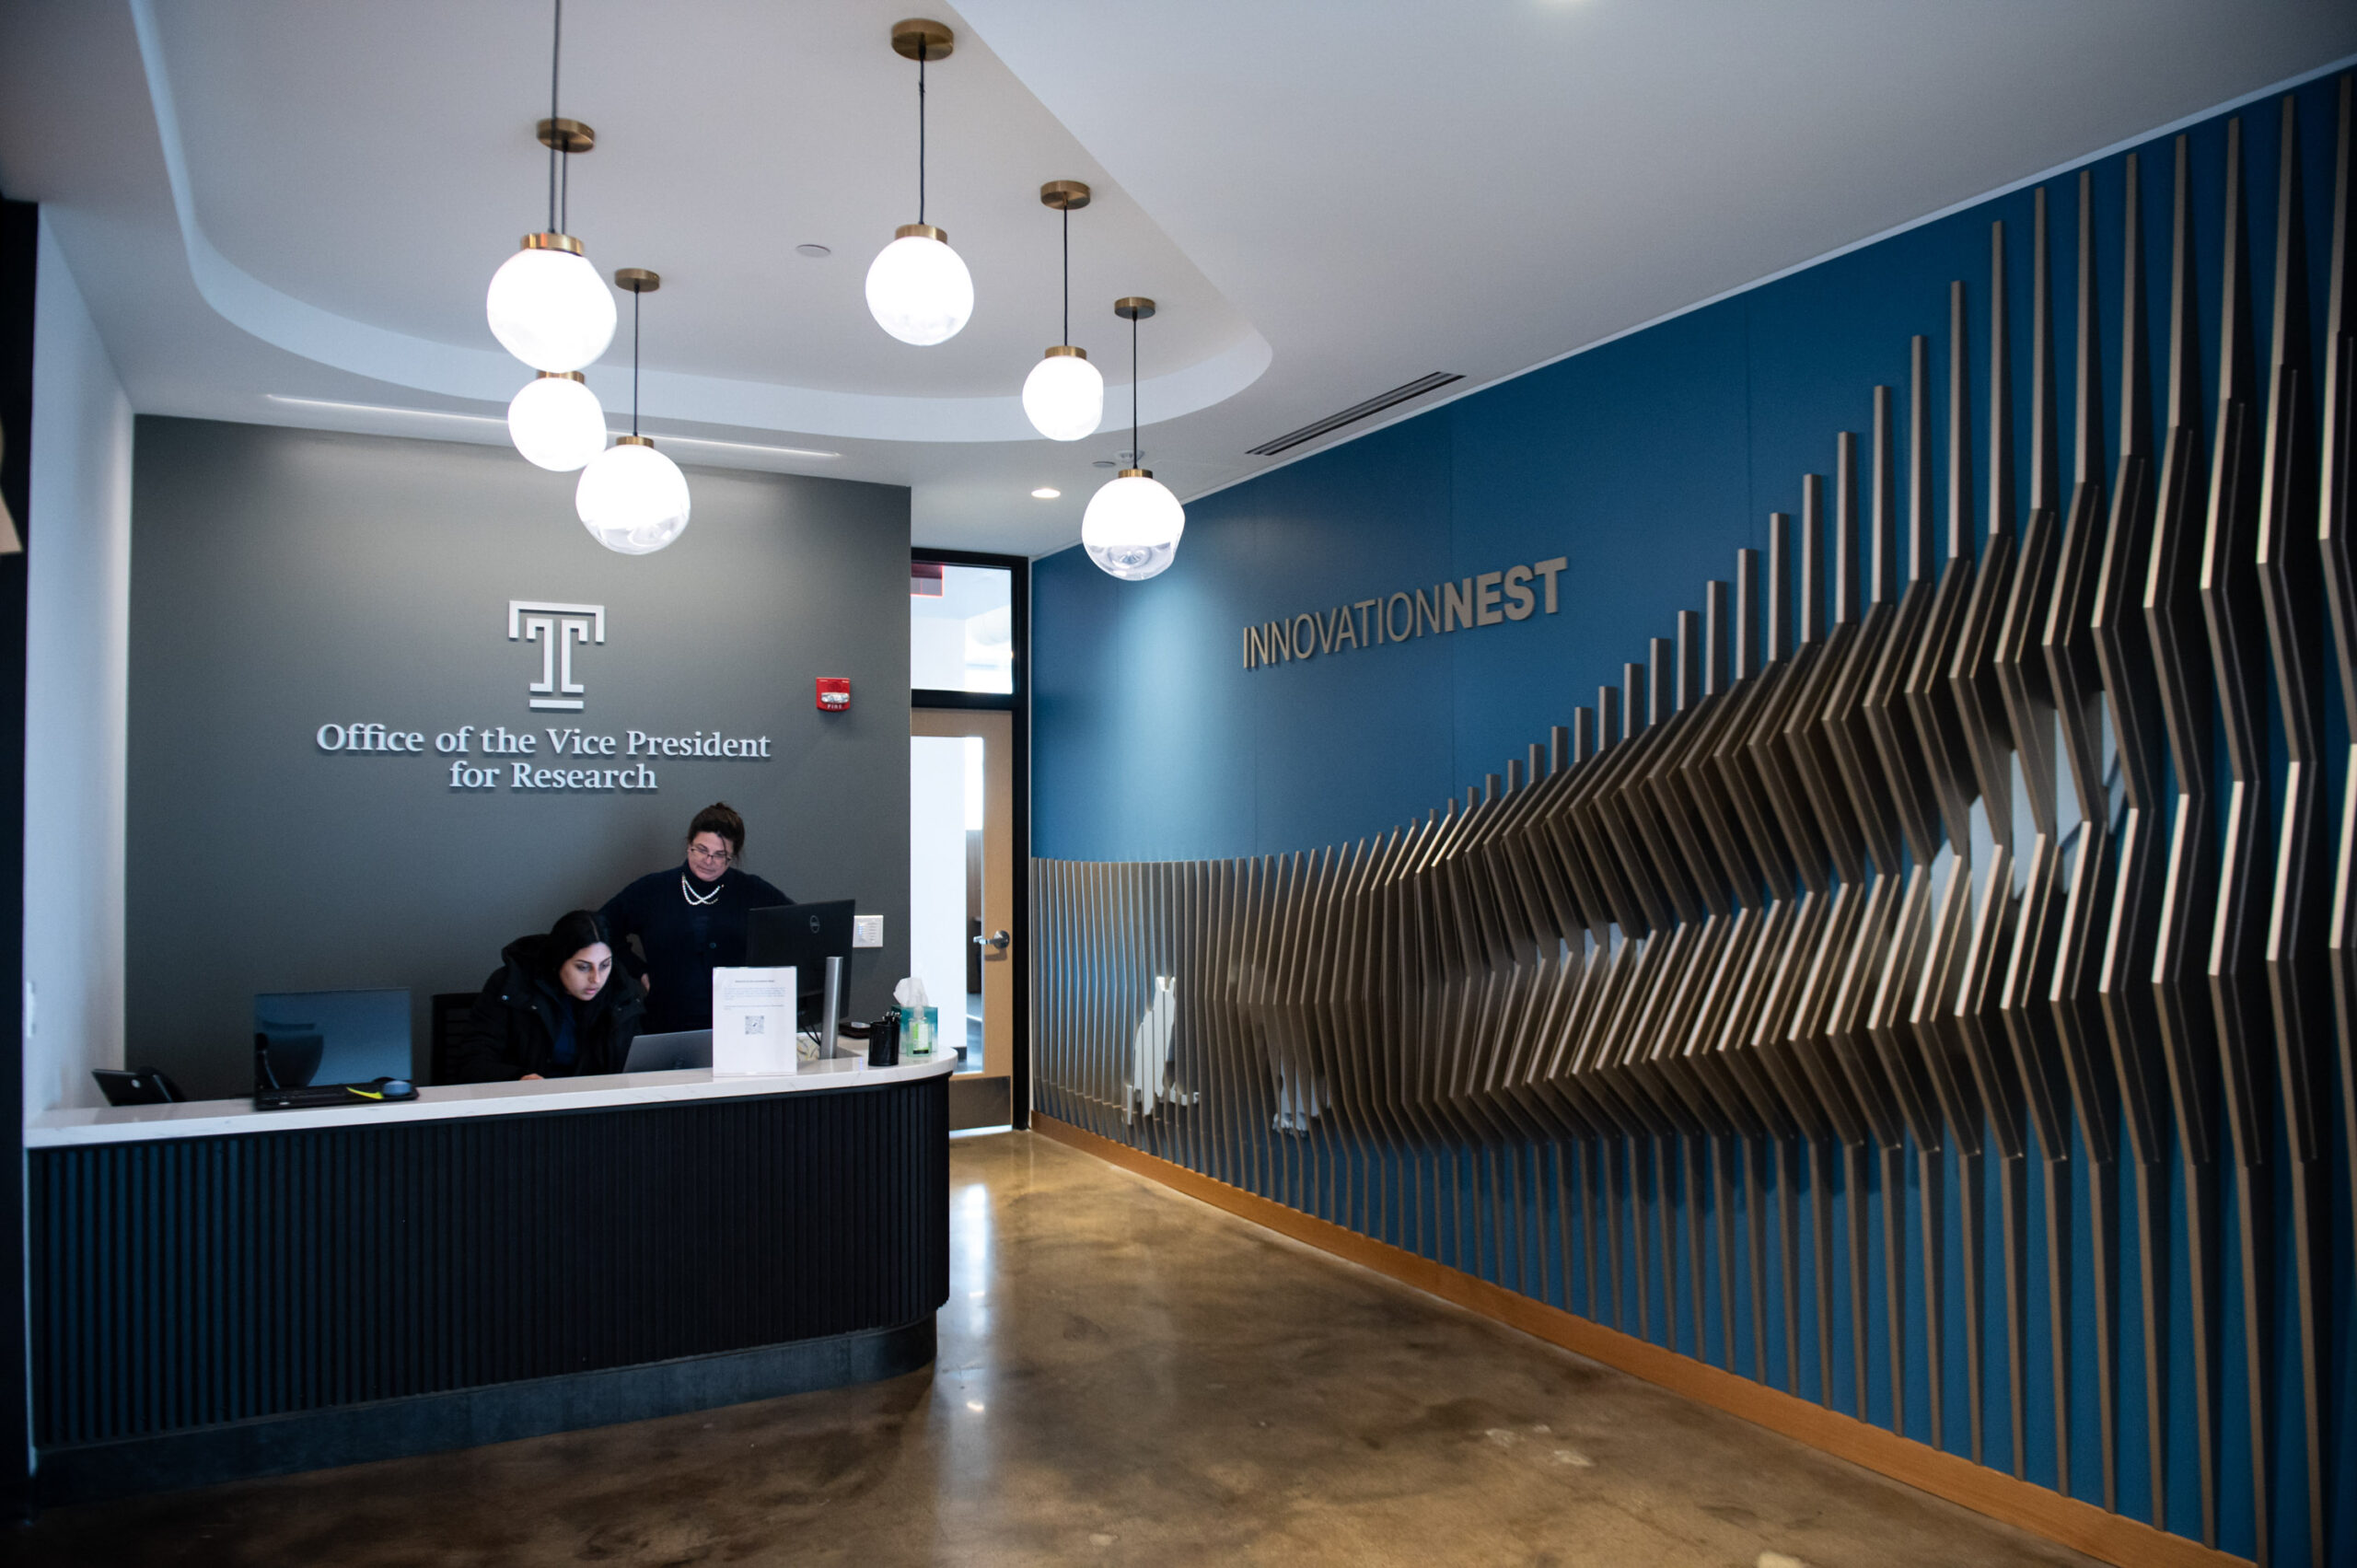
left=908, top=736, right=970, bottom=1036
left=23, top=215, right=132, bottom=1117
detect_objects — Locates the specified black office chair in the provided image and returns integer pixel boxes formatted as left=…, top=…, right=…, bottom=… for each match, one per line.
left=427, top=992, right=477, bottom=1085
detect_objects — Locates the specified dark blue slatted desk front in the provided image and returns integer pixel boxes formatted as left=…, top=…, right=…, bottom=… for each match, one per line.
left=25, top=1052, right=957, bottom=1504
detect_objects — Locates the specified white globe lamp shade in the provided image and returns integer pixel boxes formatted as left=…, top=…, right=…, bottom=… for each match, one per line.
left=486, top=234, right=618, bottom=372
left=865, top=224, right=973, bottom=345
left=1085, top=538, right=1178, bottom=581
left=506, top=372, right=608, bottom=471
left=1082, top=469, right=1186, bottom=580
left=575, top=437, right=691, bottom=555
left=1022, top=347, right=1104, bottom=441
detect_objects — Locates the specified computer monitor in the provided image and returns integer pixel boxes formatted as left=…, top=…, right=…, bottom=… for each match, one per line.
left=746, top=900, right=855, bottom=1026
left=254, top=990, right=412, bottom=1089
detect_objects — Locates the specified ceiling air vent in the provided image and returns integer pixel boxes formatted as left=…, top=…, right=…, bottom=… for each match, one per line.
left=1246, top=372, right=1463, bottom=457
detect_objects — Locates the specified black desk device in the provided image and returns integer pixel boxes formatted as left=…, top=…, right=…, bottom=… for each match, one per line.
left=93, top=1068, right=184, bottom=1107
left=254, top=1076, right=418, bottom=1111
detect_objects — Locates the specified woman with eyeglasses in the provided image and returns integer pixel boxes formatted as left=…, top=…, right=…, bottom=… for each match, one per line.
left=598, top=802, right=793, bottom=1035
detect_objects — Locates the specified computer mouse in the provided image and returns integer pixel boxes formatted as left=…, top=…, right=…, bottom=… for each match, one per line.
left=381, top=1078, right=412, bottom=1097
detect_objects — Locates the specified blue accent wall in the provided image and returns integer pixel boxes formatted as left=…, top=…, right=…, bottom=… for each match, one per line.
left=1033, top=71, right=2355, bottom=1566
left=1038, top=75, right=2340, bottom=864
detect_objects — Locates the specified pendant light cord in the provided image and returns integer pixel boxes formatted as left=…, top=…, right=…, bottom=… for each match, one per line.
left=546, top=0, right=563, bottom=233
left=916, top=40, right=928, bottom=226
left=1062, top=206, right=1070, bottom=345
left=1132, top=309, right=1141, bottom=464
left=631, top=285, right=642, bottom=437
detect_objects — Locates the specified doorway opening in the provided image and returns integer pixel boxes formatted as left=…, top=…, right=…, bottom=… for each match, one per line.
left=911, top=551, right=1028, bottom=1132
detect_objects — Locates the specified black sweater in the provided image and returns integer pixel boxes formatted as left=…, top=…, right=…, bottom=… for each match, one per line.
left=599, top=864, right=792, bottom=1033
left=450, top=934, right=647, bottom=1083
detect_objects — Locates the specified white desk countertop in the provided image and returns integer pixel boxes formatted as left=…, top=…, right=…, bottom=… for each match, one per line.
left=27, top=1048, right=960, bottom=1148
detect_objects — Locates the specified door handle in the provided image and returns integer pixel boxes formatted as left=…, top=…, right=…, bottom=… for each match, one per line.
left=973, top=929, right=1011, bottom=952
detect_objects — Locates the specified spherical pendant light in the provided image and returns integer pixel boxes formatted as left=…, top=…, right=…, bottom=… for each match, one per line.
left=576, top=436, right=691, bottom=555
left=1084, top=296, right=1186, bottom=582
left=572, top=266, right=688, bottom=555
left=488, top=233, right=616, bottom=371
left=485, top=13, right=612, bottom=372
left=507, top=371, right=607, bottom=471
left=1023, top=347, right=1104, bottom=442
left=1021, top=180, right=1102, bottom=440
left=487, top=10, right=612, bottom=372
left=1083, top=468, right=1184, bottom=579
left=866, top=20, right=972, bottom=346
left=865, top=225, right=974, bottom=346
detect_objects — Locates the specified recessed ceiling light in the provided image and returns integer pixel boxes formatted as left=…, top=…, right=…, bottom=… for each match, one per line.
left=1030, top=487, right=1060, bottom=499
left=1091, top=459, right=1116, bottom=469
left=795, top=243, right=831, bottom=259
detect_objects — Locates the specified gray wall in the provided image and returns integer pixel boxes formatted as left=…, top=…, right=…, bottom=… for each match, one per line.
left=128, top=418, right=910, bottom=1098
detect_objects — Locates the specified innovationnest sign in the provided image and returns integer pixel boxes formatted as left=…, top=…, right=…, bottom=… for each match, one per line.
left=1242, top=554, right=1568, bottom=669
left=310, top=598, right=772, bottom=795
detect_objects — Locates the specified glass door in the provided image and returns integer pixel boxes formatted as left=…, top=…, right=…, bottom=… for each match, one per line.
left=911, top=709, right=1013, bottom=1121
left=910, top=550, right=1026, bottom=1132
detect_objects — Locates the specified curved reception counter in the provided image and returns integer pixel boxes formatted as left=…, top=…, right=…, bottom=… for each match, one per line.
left=24, top=1053, right=957, bottom=1504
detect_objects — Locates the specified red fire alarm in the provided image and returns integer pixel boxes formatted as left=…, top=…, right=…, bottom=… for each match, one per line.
left=815, top=677, right=852, bottom=713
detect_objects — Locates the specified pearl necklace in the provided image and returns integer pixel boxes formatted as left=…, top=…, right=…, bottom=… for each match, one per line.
left=681, top=872, right=723, bottom=907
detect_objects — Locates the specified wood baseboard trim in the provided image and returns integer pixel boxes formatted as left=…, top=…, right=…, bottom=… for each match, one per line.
left=1030, top=1114, right=2247, bottom=1568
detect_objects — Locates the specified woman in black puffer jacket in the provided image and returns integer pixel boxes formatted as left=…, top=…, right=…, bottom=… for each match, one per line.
left=451, top=909, right=646, bottom=1083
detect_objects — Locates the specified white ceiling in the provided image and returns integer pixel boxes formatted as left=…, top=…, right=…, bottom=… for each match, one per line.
left=2, top=1, right=2352, bottom=558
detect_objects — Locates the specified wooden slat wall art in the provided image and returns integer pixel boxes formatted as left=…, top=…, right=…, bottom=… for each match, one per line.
left=1035, top=85, right=2355, bottom=1568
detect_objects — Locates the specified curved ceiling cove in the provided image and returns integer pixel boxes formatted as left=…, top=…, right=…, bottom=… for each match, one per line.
left=129, top=0, right=1269, bottom=443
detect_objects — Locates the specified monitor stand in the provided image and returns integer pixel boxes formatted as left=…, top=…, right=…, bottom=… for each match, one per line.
left=818, top=955, right=854, bottom=1060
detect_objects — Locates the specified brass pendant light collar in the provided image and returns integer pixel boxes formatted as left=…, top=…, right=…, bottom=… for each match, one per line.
left=536, top=370, right=588, bottom=383
left=896, top=223, right=946, bottom=244
left=1039, top=180, right=1091, bottom=211
left=521, top=232, right=585, bottom=256
left=1045, top=344, right=1087, bottom=360
left=536, top=117, right=596, bottom=153
left=613, top=267, right=661, bottom=293
left=1115, top=296, right=1157, bottom=320
left=1118, top=467, right=1151, bottom=480
left=889, top=18, right=954, bottom=60
left=614, top=434, right=654, bottom=448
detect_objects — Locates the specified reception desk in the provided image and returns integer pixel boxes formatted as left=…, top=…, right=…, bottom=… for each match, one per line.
left=24, top=1053, right=958, bottom=1504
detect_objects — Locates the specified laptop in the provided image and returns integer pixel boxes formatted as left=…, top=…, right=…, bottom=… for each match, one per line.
left=623, top=1028, right=714, bottom=1073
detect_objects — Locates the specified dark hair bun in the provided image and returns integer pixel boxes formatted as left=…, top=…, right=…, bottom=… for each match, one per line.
left=689, top=801, right=746, bottom=855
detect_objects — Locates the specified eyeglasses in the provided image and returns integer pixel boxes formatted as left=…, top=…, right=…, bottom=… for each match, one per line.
left=687, top=843, right=734, bottom=864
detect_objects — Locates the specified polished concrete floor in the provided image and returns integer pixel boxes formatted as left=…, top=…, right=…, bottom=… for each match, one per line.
left=14, top=1132, right=2103, bottom=1567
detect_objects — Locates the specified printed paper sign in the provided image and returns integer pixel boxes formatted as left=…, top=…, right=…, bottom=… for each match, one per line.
left=712, top=966, right=798, bottom=1076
